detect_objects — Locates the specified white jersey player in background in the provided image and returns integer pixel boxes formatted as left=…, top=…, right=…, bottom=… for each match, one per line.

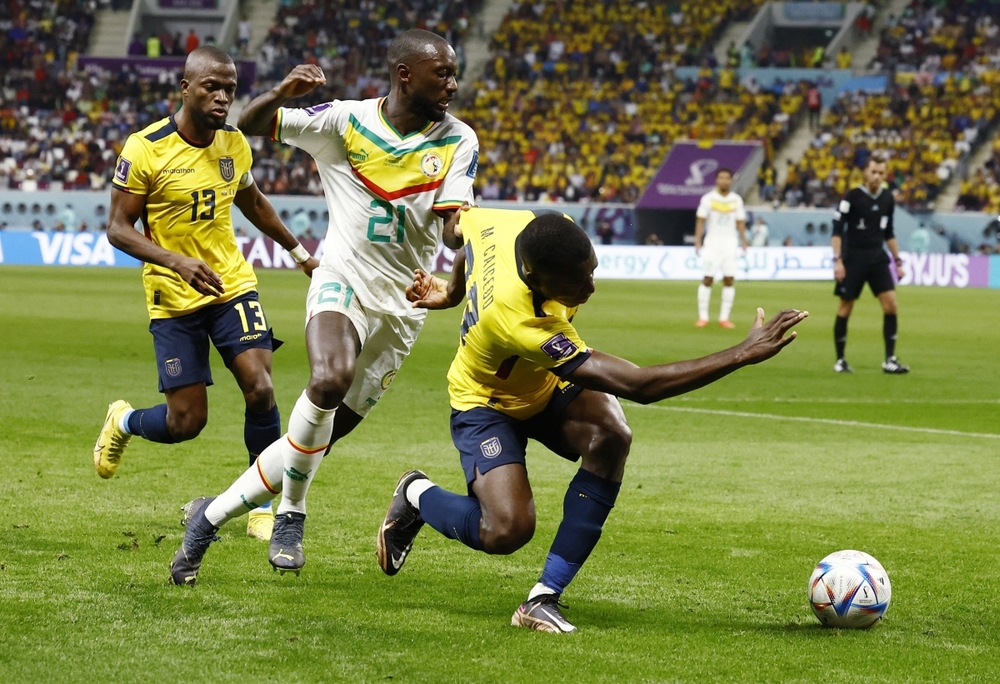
left=170, top=29, right=479, bottom=585
left=694, top=168, right=748, bottom=329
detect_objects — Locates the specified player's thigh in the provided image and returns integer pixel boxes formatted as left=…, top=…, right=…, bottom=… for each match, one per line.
left=149, top=310, right=213, bottom=393
left=164, top=382, right=209, bottom=422
left=554, top=388, right=631, bottom=480
left=868, top=261, right=896, bottom=302
left=451, top=407, right=531, bottom=487
left=340, top=310, right=423, bottom=418
left=834, top=258, right=867, bottom=301
left=718, top=245, right=739, bottom=279
left=304, top=267, right=367, bottom=380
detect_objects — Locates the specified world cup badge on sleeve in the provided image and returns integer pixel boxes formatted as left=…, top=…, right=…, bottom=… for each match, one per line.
left=219, top=157, right=235, bottom=182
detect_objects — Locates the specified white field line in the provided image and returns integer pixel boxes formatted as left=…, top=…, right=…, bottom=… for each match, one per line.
left=627, top=404, right=1000, bottom=440
left=672, top=397, right=1000, bottom=405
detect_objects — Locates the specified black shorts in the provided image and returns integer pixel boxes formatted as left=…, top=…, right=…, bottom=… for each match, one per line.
left=450, top=382, right=586, bottom=484
left=149, top=291, right=276, bottom=392
left=834, top=250, right=894, bottom=301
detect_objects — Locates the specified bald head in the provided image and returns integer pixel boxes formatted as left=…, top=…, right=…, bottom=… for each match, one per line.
left=386, top=29, right=452, bottom=83
left=183, top=45, right=234, bottom=81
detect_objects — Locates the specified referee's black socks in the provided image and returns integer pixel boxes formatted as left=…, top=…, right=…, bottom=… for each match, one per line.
left=834, top=316, right=848, bottom=360
left=883, top=314, right=898, bottom=359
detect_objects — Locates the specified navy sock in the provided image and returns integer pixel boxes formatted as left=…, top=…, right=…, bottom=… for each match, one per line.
left=540, top=469, right=621, bottom=594
left=126, top=404, right=176, bottom=444
left=244, top=404, right=281, bottom=467
left=834, top=315, right=848, bottom=360
left=419, top=485, right=484, bottom=551
left=883, top=314, right=897, bottom=359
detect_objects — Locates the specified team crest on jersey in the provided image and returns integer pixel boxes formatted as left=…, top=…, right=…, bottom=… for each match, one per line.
left=420, top=152, right=443, bottom=178
left=165, top=358, right=182, bottom=377
left=114, top=157, right=132, bottom=184
left=219, top=157, right=235, bottom=182
left=480, top=436, right=502, bottom=459
left=380, top=369, right=397, bottom=391
left=540, top=333, right=578, bottom=361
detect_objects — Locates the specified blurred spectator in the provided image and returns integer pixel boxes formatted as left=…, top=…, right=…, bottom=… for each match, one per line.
left=185, top=29, right=199, bottom=55
left=596, top=220, right=615, bottom=245
left=147, top=33, right=161, bottom=57
left=750, top=216, right=770, bottom=246
left=129, top=35, right=145, bottom=56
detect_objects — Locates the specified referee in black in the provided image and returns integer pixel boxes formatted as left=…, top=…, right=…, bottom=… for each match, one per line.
left=831, top=155, right=909, bottom=374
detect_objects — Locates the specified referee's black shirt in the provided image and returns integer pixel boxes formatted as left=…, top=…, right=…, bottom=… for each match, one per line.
left=832, top=185, right=895, bottom=251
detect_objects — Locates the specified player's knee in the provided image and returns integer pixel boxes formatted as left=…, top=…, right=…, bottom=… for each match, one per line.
left=482, top=513, right=535, bottom=555
left=593, top=423, right=632, bottom=466
left=308, top=359, right=355, bottom=407
left=242, top=377, right=275, bottom=413
left=166, top=409, right=207, bottom=442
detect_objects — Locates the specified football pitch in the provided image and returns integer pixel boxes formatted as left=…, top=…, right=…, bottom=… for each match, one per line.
left=1, top=265, right=998, bottom=683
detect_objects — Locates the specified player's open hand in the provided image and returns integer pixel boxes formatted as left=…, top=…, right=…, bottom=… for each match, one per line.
left=833, top=261, right=846, bottom=282
left=175, top=256, right=225, bottom=297
left=276, top=65, right=326, bottom=99
left=406, top=268, right=453, bottom=309
left=739, top=307, right=808, bottom=364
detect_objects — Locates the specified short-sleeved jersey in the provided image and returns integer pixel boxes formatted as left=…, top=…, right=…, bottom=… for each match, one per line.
left=832, top=185, right=895, bottom=251
left=696, top=190, right=746, bottom=243
left=448, top=208, right=592, bottom=420
left=112, top=116, right=256, bottom=319
left=273, top=97, right=478, bottom=315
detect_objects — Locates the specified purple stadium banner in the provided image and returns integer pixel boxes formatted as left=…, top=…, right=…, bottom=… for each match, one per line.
left=898, top=252, right=989, bottom=288
left=637, top=142, right=762, bottom=210
left=158, top=0, right=218, bottom=8
left=77, top=57, right=256, bottom=91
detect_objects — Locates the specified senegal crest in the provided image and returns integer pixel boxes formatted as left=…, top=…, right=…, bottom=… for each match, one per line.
left=219, top=156, right=235, bottom=182
left=420, top=152, right=443, bottom=178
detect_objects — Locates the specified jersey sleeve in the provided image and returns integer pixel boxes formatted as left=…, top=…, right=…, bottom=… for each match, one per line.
left=111, top=134, right=152, bottom=195
left=832, top=195, right=851, bottom=237
left=237, top=131, right=255, bottom=190
left=514, top=317, right=591, bottom=377
left=735, top=196, right=747, bottom=222
left=433, top=128, right=479, bottom=212
left=273, top=101, right=345, bottom=161
left=695, top=194, right=710, bottom=219
left=883, top=196, right=895, bottom=239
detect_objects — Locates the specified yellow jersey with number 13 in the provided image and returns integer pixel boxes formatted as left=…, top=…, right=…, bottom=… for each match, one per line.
left=112, top=115, right=256, bottom=319
left=447, top=208, right=591, bottom=420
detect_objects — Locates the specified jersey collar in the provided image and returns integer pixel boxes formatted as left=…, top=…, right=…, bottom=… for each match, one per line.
left=377, top=97, right=436, bottom=141
left=171, top=114, right=215, bottom=149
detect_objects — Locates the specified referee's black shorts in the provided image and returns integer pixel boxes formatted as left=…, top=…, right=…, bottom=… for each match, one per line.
left=834, top=249, right=894, bottom=301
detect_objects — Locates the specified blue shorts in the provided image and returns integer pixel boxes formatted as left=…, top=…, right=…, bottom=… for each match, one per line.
left=450, top=382, right=585, bottom=484
left=149, top=291, right=276, bottom=392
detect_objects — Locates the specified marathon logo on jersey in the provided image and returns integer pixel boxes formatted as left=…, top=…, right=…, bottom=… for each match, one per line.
left=480, top=436, right=502, bottom=459
left=114, top=157, right=132, bottom=184
left=165, top=358, right=182, bottom=378
left=219, top=157, right=235, bottom=182
left=466, top=150, right=479, bottom=179
left=303, top=102, right=333, bottom=117
left=540, top=333, right=578, bottom=361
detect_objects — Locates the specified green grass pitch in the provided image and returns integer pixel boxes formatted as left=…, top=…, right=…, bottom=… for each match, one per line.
left=1, top=265, right=998, bottom=683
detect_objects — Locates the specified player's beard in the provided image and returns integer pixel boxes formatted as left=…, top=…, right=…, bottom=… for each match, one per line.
left=410, top=92, right=446, bottom=123
left=193, top=107, right=229, bottom=131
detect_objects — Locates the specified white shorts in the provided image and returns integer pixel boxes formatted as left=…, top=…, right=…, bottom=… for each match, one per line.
left=701, top=241, right=740, bottom=278
left=305, top=266, right=424, bottom=417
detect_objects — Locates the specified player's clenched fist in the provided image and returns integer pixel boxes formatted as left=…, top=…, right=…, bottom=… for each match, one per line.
left=275, top=65, right=327, bottom=99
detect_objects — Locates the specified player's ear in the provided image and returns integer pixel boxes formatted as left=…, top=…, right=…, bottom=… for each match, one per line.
left=396, top=63, right=410, bottom=86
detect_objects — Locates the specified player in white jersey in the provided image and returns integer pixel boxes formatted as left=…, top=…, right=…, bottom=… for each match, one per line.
left=170, top=29, right=479, bottom=585
left=693, top=168, right=748, bottom=328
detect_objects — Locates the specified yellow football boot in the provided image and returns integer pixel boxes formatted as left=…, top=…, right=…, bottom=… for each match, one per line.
left=247, top=508, right=275, bottom=541
left=94, top=400, right=133, bottom=479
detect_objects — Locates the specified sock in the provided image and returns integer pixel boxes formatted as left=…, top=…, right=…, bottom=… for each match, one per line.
left=720, top=285, right=735, bottom=321
left=528, top=581, right=560, bottom=601
left=125, top=404, right=176, bottom=444
left=205, top=438, right=284, bottom=527
left=245, top=405, right=281, bottom=512
left=419, top=485, right=484, bottom=551
left=275, top=391, right=336, bottom=516
left=883, top=314, right=897, bottom=358
left=118, top=410, right=134, bottom=434
left=406, top=478, right=435, bottom=510
left=834, top=315, right=848, bottom=360
left=697, top=284, right=711, bottom=320
left=539, top=468, right=621, bottom=595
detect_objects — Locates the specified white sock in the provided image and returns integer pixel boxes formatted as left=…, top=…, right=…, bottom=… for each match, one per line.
left=119, top=409, right=134, bottom=434
left=528, top=581, right=560, bottom=600
left=697, top=284, right=711, bottom=321
left=406, top=478, right=435, bottom=510
left=206, top=438, right=284, bottom=527
left=720, top=285, right=736, bottom=321
left=276, top=391, right=336, bottom=516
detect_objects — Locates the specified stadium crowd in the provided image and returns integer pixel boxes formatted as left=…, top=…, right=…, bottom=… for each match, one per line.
left=956, top=137, right=1000, bottom=215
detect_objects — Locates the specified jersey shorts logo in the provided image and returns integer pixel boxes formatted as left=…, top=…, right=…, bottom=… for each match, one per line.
left=165, top=358, right=182, bottom=377
left=219, top=157, right=235, bottom=182
left=540, top=333, right=578, bottom=361
left=420, top=152, right=443, bottom=178
left=466, top=150, right=479, bottom=179
left=380, top=369, right=397, bottom=391
left=114, top=158, right=132, bottom=184
left=480, top=436, right=502, bottom=459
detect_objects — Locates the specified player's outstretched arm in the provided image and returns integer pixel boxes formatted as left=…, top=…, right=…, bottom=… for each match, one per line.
left=565, top=308, right=808, bottom=404
left=238, top=64, right=327, bottom=136
left=107, top=188, right=224, bottom=297
left=234, top=183, right=318, bottom=276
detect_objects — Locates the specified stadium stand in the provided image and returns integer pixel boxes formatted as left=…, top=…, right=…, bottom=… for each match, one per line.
left=869, top=0, right=1000, bottom=72
left=956, top=137, right=1000, bottom=214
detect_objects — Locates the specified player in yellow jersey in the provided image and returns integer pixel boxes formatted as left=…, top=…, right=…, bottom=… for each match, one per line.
left=376, top=208, right=807, bottom=632
left=95, top=46, right=318, bottom=542
left=169, top=31, right=478, bottom=585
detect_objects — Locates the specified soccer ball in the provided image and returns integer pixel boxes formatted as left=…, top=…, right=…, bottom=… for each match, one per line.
left=808, top=550, right=891, bottom=629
